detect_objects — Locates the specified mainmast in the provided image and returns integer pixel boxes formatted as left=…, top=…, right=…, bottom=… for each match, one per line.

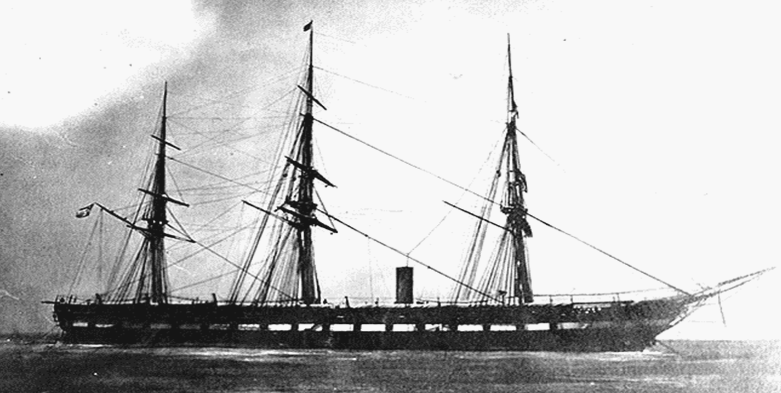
left=229, top=21, right=335, bottom=306
left=298, top=21, right=318, bottom=304
left=283, top=21, right=323, bottom=305
left=502, top=36, right=534, bottom=304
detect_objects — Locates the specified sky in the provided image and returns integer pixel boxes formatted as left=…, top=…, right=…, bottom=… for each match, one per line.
left=0, top=1, right=779, bottom=340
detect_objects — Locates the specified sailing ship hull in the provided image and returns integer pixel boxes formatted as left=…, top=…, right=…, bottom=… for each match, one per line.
left=55, top=325, right=665, bottom=352
left=48, top=24, right=771, bottom=353
left=51, top=298, right=687, bottom=352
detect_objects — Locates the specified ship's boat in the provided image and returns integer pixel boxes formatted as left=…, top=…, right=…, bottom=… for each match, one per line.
left=47, top=22, right=771, bottom=351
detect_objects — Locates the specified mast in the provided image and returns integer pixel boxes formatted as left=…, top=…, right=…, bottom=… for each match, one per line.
left=145, top=81, right=170, bottom=304
left=122, top=82, right=173, bottom=305
left=295, top=21, right=319, bottom=304
left=227, top=21, right=334, bottom=305
left=448, top=36, right=534, bottom=305
left=502, top=36, right=534, bottom=304
left=94, top=82, right=195, bottom=304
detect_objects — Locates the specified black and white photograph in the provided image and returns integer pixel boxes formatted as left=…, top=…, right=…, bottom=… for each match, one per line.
left=0, top=1, right=779, bottom=392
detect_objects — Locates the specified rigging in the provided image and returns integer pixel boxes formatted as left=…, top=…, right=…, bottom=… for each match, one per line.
left=311, top=119, right=690, bottom=296
left=317, top=208, right=502, bottom=303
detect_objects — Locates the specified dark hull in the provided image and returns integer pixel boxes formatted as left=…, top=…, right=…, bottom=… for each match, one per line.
left=58, top=325, right=665, bottom=352
left=50, top=297, right=691, bottom=352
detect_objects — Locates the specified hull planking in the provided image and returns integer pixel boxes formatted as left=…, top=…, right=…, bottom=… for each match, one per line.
left=51, top=298, right=689, bottom=352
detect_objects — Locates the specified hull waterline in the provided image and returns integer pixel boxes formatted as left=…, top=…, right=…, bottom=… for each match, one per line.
left=51, top=299, right=688, bottom=351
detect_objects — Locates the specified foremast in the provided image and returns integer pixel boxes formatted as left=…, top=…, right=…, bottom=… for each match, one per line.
left=451, top=35, right=533, bottom=305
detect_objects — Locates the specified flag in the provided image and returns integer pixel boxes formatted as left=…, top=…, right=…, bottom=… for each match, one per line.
left=303, top=21, right=312, bottom=31
left=76, top=203, right=94, bottom=218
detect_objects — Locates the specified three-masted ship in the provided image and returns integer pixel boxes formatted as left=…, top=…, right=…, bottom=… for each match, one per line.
left=48, top=23, right=769, bottom=351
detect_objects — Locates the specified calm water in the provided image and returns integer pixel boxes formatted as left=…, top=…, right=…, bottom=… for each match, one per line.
left=1, top=337, right=779, bottom=392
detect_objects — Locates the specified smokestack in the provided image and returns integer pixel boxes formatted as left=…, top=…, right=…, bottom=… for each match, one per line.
left=395, top=267, right=413, bottom=304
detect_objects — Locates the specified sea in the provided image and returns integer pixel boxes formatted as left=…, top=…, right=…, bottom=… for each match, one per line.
left=1, top=336, right=779, bottom=393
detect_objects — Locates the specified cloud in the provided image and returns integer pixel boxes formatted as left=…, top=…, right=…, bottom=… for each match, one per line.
left=0, top=1, right=217, bottom=130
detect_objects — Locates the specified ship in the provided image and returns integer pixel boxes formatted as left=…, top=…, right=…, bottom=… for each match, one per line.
left=47, top=22, right=771, bottom=351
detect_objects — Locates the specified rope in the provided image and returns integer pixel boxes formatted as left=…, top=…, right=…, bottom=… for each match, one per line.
left=526, top=212, right=691, bottom=296
left=167, top=67, right=302, bottom=117
left=315, top=118, right=690, bottom=296
left=314, top=66, right=418, bottom=101
left=166, top=118, right=273, bottom=164
left=191, top=240, right=296, bottom=302
left=318, top=209, right=501, bottom=302
left=314, top=118, right=482, bottom=200
left=67, top=215, right=101, bottom=295
left=408, top=138, right=502, bottom=256
left=536, top=287, right=667, bottom=297
left=167, top=156, right=274, bottom=196
left=169, top=269, right=238, bottom=294
left=515, top=127, right=565, bottom=172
